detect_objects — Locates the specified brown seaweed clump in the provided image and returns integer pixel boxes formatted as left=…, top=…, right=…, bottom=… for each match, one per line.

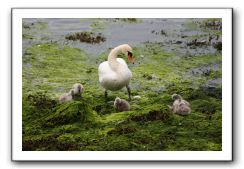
left=65, top=32, right=106, bottom=44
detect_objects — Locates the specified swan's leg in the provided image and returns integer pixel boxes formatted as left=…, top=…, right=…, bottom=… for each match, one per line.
left=126, top=85, right=131, bottom=101
left=104, top=90, right=108, bottom=102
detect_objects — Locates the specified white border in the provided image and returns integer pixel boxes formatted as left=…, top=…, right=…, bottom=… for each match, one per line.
left=12, top=8, right=232, bottom=161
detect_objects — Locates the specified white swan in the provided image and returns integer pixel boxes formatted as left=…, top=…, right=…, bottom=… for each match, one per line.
left=98, top=44, right=135, bottom=100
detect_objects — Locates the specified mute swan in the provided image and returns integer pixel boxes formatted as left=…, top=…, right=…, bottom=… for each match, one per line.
left=98, top=44, right=135, bottom=100
left=114, top=97, right=130, bottom=112
left=169, top=94, right=191, bottom=115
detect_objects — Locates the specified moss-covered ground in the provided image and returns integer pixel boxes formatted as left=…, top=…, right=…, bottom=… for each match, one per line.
left=22, top=19, right=222, bottom=151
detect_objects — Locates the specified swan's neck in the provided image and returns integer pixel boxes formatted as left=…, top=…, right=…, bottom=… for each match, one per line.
left=108, top=46, right=122, bottom=70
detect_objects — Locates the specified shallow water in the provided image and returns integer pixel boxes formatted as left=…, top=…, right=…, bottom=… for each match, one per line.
left=23, top=18, right=220, bottom=56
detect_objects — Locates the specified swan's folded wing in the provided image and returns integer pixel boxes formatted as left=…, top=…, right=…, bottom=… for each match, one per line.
left=117, top=58, right=127, bottom=67
left=98, top=61, right=116, bottom=83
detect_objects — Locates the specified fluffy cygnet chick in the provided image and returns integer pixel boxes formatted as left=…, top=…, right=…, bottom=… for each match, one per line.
left=114, top=97, right=130, bottom=112
left=170, top=94, right=191, bottom=115
left=178, top=102, right=191, bottom=115
left=72, top=83, right=84, bottom=95
left=59, top=89, right=75, bottom=104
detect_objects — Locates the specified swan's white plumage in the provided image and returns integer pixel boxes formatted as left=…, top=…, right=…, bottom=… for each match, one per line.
left=98, top=58, right=132, bottom=91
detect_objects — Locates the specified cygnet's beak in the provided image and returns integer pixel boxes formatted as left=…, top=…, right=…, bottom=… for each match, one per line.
left=128, top=51, right=135, bottom=64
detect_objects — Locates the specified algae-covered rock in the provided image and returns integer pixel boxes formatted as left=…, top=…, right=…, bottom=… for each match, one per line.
left=107, top=125, right=137, bottom=135
left=43, top=101, right=99, bottom=127
left=93, top=103, right=115, bottom=115
left=56, top=133, right=78, bottom=150
left=22, top=92, right=58, bottom=127
left=130, top=104, right=172, bottom=122
left=26, top=92, right=57, bottom=110
left=23, top=133, right=59, bottom=151
left=191, top=99, right=221, bottom=114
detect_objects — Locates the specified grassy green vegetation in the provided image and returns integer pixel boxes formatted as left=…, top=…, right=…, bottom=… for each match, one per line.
left=22, top=40, right=222, bottom=151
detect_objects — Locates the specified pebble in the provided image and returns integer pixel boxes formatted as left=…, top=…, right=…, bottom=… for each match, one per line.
left=133, top=95, right=141, bottom=99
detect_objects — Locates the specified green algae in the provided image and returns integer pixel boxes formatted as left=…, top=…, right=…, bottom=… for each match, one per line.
left=22, top=40, right=222, bottom=151
left=43, top=101, right=98, bottom=127
left=22, top=20, right=49, bottom=43
left=90, top=20, right=107, bottom=31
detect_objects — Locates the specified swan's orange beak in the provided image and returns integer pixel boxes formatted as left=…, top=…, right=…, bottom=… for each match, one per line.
left=128, top=52, right=135, bottom=64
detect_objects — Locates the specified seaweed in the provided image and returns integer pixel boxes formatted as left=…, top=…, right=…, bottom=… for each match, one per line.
left=65, top=32, right=106, bottom=44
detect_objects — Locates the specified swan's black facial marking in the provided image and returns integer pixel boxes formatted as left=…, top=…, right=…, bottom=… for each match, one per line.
left=127, top=51, right=133, bottom=57
left=127, top=51, right=135, bottom=64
